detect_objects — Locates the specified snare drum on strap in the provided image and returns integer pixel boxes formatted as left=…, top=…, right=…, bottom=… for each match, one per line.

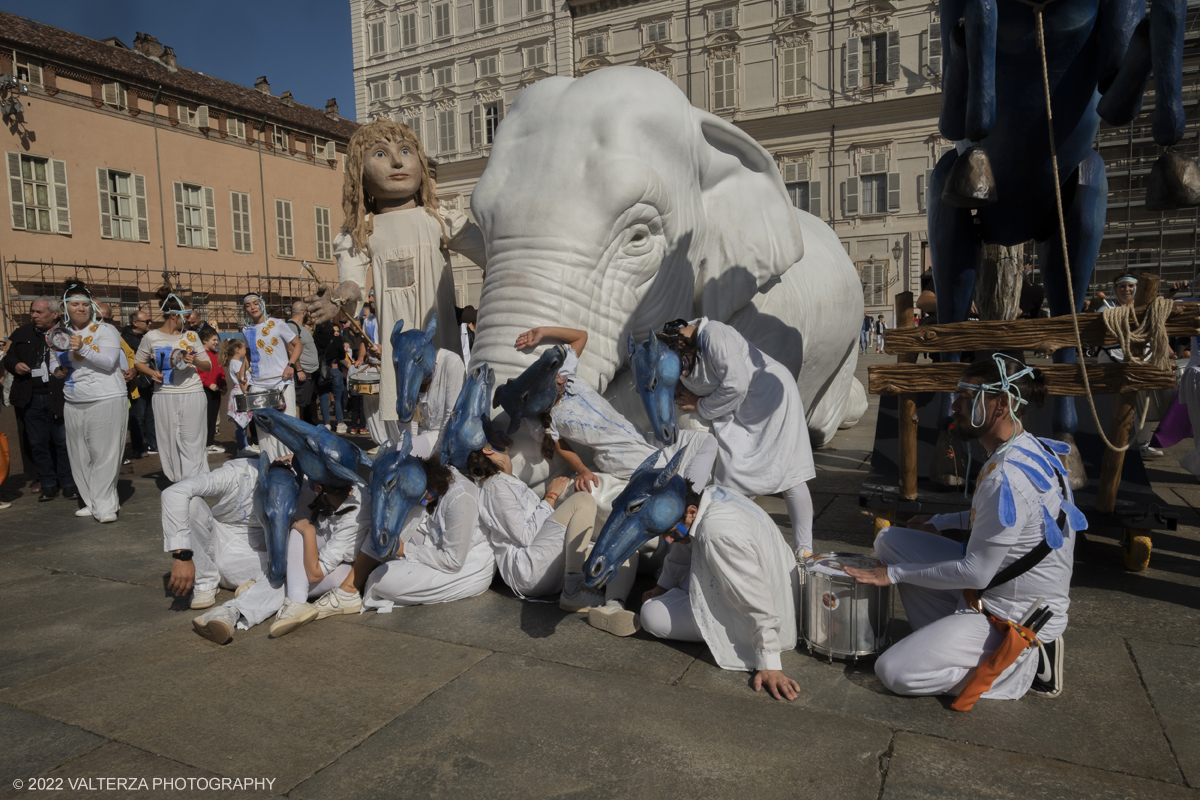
left=235, top=386, right=287, bottom=413
left=350, top=366, right=381, bottom=395
left=801, top=552, right=893, bottom=662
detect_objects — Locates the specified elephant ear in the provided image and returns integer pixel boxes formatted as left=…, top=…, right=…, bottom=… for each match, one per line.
left=693, top=110, right=805, bottom=322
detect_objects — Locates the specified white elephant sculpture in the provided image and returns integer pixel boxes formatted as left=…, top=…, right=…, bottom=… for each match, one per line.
left=470, top=66, right=867, bottom=487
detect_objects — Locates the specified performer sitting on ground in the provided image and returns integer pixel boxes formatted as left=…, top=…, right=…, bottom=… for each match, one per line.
left=242, top=294, right=302, bottom=461
left=845, top=355, right=1077, bottom=700
left=659, top=318, right=816, bottom=558
left=305, top=457, right=495, bottom=620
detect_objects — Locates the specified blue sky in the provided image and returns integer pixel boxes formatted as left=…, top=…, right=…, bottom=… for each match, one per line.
left=2, top=0, right=356, bottom=117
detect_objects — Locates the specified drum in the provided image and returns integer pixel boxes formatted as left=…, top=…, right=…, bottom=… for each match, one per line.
left=801, top=552, right=892, bottom=662
left=44, top=326, right=73, bottom=352
left=350, top=367, right=381, bottom=395
left=235, top=387, right=287, bottom=412
left=169, top=350, right=189, bottom=371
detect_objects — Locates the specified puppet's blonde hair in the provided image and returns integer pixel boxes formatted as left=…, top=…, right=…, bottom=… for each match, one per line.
left=342, top=119, right=447, bottom=256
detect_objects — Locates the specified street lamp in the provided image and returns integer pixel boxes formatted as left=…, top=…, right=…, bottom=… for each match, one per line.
left=892, top=239, right=904, bottom=265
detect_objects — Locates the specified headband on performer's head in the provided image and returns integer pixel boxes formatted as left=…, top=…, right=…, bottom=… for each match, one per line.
left=242, top=293, right=266, bottom=317
left=1115, top=276, right=1138, bottom=287
left=62, top=283, right=101, bottom=325
left=160, top=292, right=190, bottom=318
left=955, top=353, right=1033, bottom=443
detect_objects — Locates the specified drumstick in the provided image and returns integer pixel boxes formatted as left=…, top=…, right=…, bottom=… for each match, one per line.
left=301, top=261, right=371, bottom=344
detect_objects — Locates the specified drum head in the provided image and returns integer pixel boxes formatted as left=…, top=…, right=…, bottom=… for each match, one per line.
left=170, top=350, right=189, bottom=370
left=808, top=553, right=878, bottom=578
left=45, top=328, right=72, bottom=352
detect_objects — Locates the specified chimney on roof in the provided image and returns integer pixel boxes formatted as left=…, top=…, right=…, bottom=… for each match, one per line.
left=160, top=45, right=177, bottom=68
left=255, top=76, right=271, bottom=95
left=133, top=32, right=162, bottom=58
left=324, top=98, right=339, bottom=121
left=281, top=90, right=294, bottom=107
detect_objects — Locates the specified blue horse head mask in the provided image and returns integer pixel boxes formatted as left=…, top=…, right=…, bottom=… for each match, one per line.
left=441, top=362, right=496, bottom=472
left=369, top=430, right=428, bottom=559
left=255, top=453, right=302, bottom=584
left=492, top=344, right=567, bottom=436
left=582, top=449, right=688, bottom=589
left=391, top=315, right=438, bottom=424
left=628, top=332, right=682, bottom=446
left=253, top=408, right=370, bottom=487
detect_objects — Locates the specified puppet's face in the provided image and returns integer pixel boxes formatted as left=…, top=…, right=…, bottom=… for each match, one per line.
left=363, top=138, right=424, bottom=203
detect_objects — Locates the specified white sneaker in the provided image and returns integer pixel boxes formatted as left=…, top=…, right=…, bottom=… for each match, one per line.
left=270, top=598, right=318, bottom=637
left=1140, top=443, right=1165, bottom=458
left=0, top=500, right=10, bottom=510
left=206, top=445, right=224, bottom=454
left=559, top=578, right=605, bottom=612
left=191, top=587, right=218, bottom=610
left=192, top=605, right=238, bottom=645
left=367, top=446, right=380, bottom=456
left=75, top=507, right=93, bottom=517
left=246, top=444, right=261, bottom=453
left=587, top=600, right=641, bottom=637
left=234, top=579, right=256, bottom=598
left=99, top=514, right=118, bottom=523
left=336, top=423, right=348, bottom=434
left=314, top=588, right=362, bottom=619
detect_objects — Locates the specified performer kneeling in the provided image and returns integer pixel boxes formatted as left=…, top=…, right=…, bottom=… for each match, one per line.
left=846, top=356, right=1076, bottom=700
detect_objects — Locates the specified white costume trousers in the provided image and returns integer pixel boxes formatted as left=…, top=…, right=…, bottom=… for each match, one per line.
left=873, top=527, right=1038, bottom=700
left=362, top=541, right=495, bottom=612
left=641, top=586, right=703, bottom=642
left=256, top=382, right=297, bottom=462
left=503, top=491, right=596, bottom=598
left=363, top=394, right=402, bottom=447
left=225, top=526, right=352, bottom=628
left=64, top=396, right=126, bottom=520
left=186, top=498, right=270, bottom=594
left=784, top=483, right=814, bottom=554
left=153, top=391, right=209, bottom=483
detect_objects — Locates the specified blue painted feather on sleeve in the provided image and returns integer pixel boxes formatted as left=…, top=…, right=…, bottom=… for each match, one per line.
left=1038, top=437, right=1072, bottom=456
left=1010, top=460, right=1052, bottom=492
left=999, top=469, right=1017, bottom=527
left=1041, top=506, right=1065, bottom=549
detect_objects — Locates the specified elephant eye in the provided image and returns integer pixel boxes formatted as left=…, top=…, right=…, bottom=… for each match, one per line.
left=625, top=225, right=654, bottom=254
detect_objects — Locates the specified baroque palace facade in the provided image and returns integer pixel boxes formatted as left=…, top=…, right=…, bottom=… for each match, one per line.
left=351, top=0, right=1199, bottom=316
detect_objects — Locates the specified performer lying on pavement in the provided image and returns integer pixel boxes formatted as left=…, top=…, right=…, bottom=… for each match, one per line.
left=846, top=355, right=1077, bottom=700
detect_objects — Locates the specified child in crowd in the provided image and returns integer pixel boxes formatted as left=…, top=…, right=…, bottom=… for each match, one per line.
left=197, top=328, right=226, bottom=454
left=222, top=339, right=253, bottom=454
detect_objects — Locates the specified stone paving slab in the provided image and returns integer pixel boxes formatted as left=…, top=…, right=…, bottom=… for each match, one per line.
left=5, top=518, right=175, bottom=591
left=881, top=732, right=1198, bottom=799
left=1130, top=639, right=1200, bottom=787
left=678, top=629, right=1182, bottom=783
left=0, top=572, right=186, bottom=691
left=0, top=704, right=103, bottom=790
left=349, top=586, right=705, bottom=685
left=291, top=652, right=892, bottom=800
left=0, top=742, right=250, bottom=800
left=1, top=621, right=490, bottom=792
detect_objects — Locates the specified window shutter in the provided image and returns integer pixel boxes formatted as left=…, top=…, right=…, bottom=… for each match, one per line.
left=797, top=46, right=809, bottom=97
left=7, top=152, right=25, bottom=230
left=96, top=168, right=112, bottom=239
left=472, top=104, right=482, bottom=149
left=27, top=60, right=43, bottom=86
left=173, top=181, right=186, bottom=246
left=197, top=105, right=210, bottom=129
left=875, top=153, right=890, bottom=173
left=887, top=172, right=901, bottom=212
left=102, top=82, right=116, bottom=106
left=324, top=141, right=336, bottom=160
left=845, top=36, right=861, bottom=89
left=917, top=172, right=926, bottom=213
left=390, top=18, right=399, bottom=51
left=928, top=20, right=942, bottom=76
left=845, top=176, right=859, bottom=215
left=496, top=98, right=505, bottom=124
left=51, top=159, right=70, bottom=235
left=134, top=174, right=149, bottom=242
left=886, top=29, right=901, bottom=83
left=782, top=162, right=797, bottom=183
left=276, top=199, right=285, bottom=255
left=782, top=47, right=795, bottom=98
left=858, top=153, right=874, bottom=174
left=203, top=186, right=217, bottom=249
left=231, top=192, right=242, bottom=253
left=809, top=180, right=821, bottom=218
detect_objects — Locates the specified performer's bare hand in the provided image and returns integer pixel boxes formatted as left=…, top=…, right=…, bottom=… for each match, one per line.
left=675, top=387, right=699, bottom=411
left=53, top=366, right=68, bottom=380
left=68, top=334, right=83, bottom=351
left=124, top=368, right=136, bottom=382
left=514, top=328, right=545, bottom=350
left=168, top=557, right=195, bottom=596
left=366, top=343, right=381, bottom=358
left=754, top=669, right=800, bottom=701
left=574, top=470, right=599, bottom=493
left=845, top=565, right=892, bottom=586
left=182, top=350, right=196, bottom=366
left=642, top=585, right=667, bottom=604
left=904, top=514, right=939, bottom=534
left=305, top=281, right=363, bottom=325
left=149, top=369, right=164, bottom=384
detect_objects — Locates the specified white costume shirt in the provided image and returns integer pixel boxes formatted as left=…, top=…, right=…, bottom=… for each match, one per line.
left=294, top=482, right=372, bottom=575
left=161, top=459, right=264, bottom=553
left=243, top=317, right=297, bottom=388
left=477, top=472, right=560, bottom=590
left=410, top=348, right=465, bottom=440
left=335, top=207, right=485, bottom=422
left=885, top=431, right=1075, bottom=642
left=61, top=321, right=126, bottom=403
left=402, top=468, right=490, bottom=574
left=656, top=486, right=799, bottom=671
left=681, top=318, right=814, bottom=495
left=134, top=328, right=207, bottom=393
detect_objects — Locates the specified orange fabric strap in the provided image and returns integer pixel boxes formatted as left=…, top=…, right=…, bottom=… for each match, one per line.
left=950, top=613, right=1040, bottom=712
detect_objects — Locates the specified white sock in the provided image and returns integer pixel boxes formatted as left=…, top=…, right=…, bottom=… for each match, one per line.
left=335, top=587, right=358, bottom=598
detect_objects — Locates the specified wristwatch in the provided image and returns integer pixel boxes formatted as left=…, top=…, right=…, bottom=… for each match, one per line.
left=172, top=550, right=193, bottom=561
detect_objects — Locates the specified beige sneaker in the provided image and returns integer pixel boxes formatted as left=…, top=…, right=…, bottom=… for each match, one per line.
left=313, top=588, right=362, bottom=619
left=270, top=598, right=318, bottom=637
left=587, top=601, right=641, bottom=637
left=192, top=606, right=238, bottom=645
left=559, top=575, right=605, bottom=612
left=74, top=507, right=93, bottom=517
left=234, top=580, right=256, bottom=598
left=190, top=587, right=218, bottom=609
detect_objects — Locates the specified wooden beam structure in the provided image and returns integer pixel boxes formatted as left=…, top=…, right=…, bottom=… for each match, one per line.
left=868, top=362, right=1178, bottom=396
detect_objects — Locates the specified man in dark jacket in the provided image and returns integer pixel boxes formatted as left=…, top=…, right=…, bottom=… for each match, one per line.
left=2, top=297, right=76, bottom=501
left=121, top=309, right=157, bottom=455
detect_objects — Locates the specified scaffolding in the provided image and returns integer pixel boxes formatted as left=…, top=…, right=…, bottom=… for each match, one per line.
left=2, top=259, right=320, bottom=335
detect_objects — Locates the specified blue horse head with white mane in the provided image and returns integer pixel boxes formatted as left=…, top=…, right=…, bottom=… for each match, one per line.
left=583, top=449, right=687, bottom=589
left=441, top=362, right=496, bottom=472
left=492, top=344, right=567, bottom=435
left=628, top=332, right=681, bottom=446
left=392, top=315, right=438, bottom=424
left=368, top=430, right=427, bottom=559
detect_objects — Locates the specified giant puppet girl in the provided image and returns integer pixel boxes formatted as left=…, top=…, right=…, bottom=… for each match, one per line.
left=306, top=120, right=485, bottom=443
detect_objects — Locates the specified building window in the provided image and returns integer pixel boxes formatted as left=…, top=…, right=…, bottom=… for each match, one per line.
left=584, top=35, right=607, bottom=56
left=102, top=82, right=127, bottom=110
left=434, top=3, right=452, bottom=38
left=479, top=0, right=496, bottom=27
left=275, top=198, right=294, bottom=257
left=273, top=126, right=287, bottom=151
left=369, top=20, right=387, bottom=55
left=645, top=21, right=669, bottom=43
left=526, top=0, right=544, bottom=13
left=180, top=104, right=197, bottom=127
left=105, top=171, right=136, bottom=241
left=781, top=46, right=809, bottom=99
left=781, top=162, right=821, bottom=217
left=7, top=153, right=70, bottom=234
left=403, top=115, right=422, bottom=134
left=474, top=101, right=503, bottom=147
left=15, top=56, right=43, bottom=86
left=478, top=55, right=499, bottom=77
left=711, top=58, right=736, bottom=110
left=525, top=45, right=548, bottom=68
left=860, top=260, right=887, bottom=307
left=435, top=66, right=454, bottom=87
left=315, top=206, right=332, bottom=261
left=173, top=182, right=214, bottom=249
left=845, top=152, right=900, bottom=216
left=231, top=190, right=252, bottom=253
left=438, top=108, right=457, bottom=153
left=402, top=74, right=421, bottom=94
left=848, top=31, right=900, bottom=89
left=711, top=8, right=735, bottom=31
left=228, top=117, right=246, bottom=139
left=781, top=0, right=807, bottom=15
left=401, top=12, right=418, bottom=47
left=862, top=33, right=888, bottom=87
left=370, top=80, right=390, bottom=102
left=16, top=155, right=52, bottom=232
